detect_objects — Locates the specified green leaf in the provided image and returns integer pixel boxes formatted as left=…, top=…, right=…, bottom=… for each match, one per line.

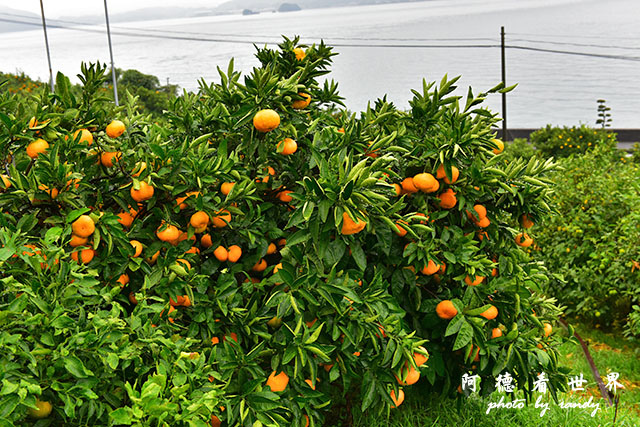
left=452, top=320, right=473, bottom=351
left=44, top=227, right=63, bottom=245
left=64, top=355, right=92, bottom=378
left=66, top=208, right=91, bottom=224
left=350, top=242, right=367, bottom=271
left=109, top=407, right=133, bottom=425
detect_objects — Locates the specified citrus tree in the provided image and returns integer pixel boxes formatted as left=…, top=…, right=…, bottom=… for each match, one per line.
left=0, top=37, right=568, bottom=426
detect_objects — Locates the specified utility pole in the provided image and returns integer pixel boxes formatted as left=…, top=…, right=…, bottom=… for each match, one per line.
left=39, top=0, right=54, bottom=92
left=103, top=0, right=119, bottom=105
left=501, top=26, right=507, bottom=141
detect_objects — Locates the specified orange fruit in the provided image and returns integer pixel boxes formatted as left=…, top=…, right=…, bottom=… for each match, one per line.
left=28, top=399, right=52, bottom=419
left=100, top=151, right=121, bottom=167
left=73, top=129, right=93, bottom=145
left=277, top=137, right=297, bottom=155
left=267, top=242, right=277, bottom=255
left=72, top=215, right=95, bottom=237
left=421, top=259, right=440, bottom=275
left=212, top=209, right=231, bottom=228
left=413, top=347, right=429, bottom=367
left=130, top=181, right=154, bottom=202
left=273, top=263, right=283, bottom=275
left=130, top=240, right=143, bottom=257
left=37, top=184, right=58, bottom=199
left=267, top=316, right=282, bottom=328
left=185, top=246, right=200, bottom=255
left=395, top=220, right=408, bottom=237
left=341, top=211, right=367, bottom=235
left=401, top=177, right=418, bottom=194
left=132, top=161, right=146, bottom=177
left=293, top=47, right=306, bottom=60
left=211, top=415, right=221, bottom=427
left=117, top=211, right=134, bottom=228
left=106, top=120, right=126, bottom=138
left=467, top=204, right=487, bottom=220
left=214, top=246, right=228, bottom=262
left=305, top=379, right=316, bottom=390
left=491, top=138, right=504, bottom=154
left=480, top=305, right=498, bottom=320
left=146, top=250, right=160, bottom=264
left=390, top=389, right=405, bottom=408
left=176, top=258, right=191, bottom=271
left=436, top=164, right=460, bottom=184
left=252, top=258, right=267, bottom=272
left=515, top=232, right=533, bottom=247
left=28, top=117, right=38, bottom=129
left=521, top=214, right=534, bottom=229
left=69, top=234, right=88, bottom=247
left=475, top=216, right=491, bottom=228
left=190, top=211, right=210, bottom=229
left=201, top=234, right=213, bottom=248
left=292, top=92, right=311, bottom=109
left=413, top=173, right=439, bottom=193
left=26, top=139, right=49, bottom=159
left=438, top=188, right=457, bottom=209
left=266, top=371, right=289, bottom=392
left=436, top=300, right=458, bottom=319
left=543, top=323, right=552, bottom=337
left=71, top=248, right=95, bottom=264
left=261, top=166, right=276, bottom=183
left=395, top=364, right=420, bottom=386
left=491, top=328, right=503, bottom=339
left=393, top=183, right=402, bottom=196
left=157, top=223, right=180, bottom=243
left=464, top=275, right=484, bottom=286
left=227, top=245, right=242, bottom=262
left=221, top=182, right=235, bottom=195
left=278, top=190, right=293, bottom=203
left=117, top=274, right=130, bottom=287
left=128, top=292, right=138, bottom=305
left=211, top=337, right=220, bottom=345
left=176, top=191, right=200, bottom=210
left=253, top=109, right=280, bottom=133
left=1, top=174, right=11, bottom=190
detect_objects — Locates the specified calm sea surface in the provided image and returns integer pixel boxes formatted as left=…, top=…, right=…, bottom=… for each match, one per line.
left=1, top=0, right=639, bottom=127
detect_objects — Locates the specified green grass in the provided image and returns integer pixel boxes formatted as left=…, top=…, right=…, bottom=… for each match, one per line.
left=355, top=325, right=640, bottom=427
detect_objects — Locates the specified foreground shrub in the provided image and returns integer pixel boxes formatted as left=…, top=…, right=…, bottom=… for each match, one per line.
left=0, top=37, right=567, bottom=426
left=535, top=144, right=640, bottom=333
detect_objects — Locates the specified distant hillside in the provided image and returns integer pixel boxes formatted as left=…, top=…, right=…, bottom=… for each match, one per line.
left=215, top=0, right=423, bottom=13
left=0, top=6, right=41, bottom=33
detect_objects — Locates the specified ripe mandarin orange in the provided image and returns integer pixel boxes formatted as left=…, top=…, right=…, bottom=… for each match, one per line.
left=253, top=109, right=280, bottom=133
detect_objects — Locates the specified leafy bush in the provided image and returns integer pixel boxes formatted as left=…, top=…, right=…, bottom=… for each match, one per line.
left=0, top=37, right=568, bottom=426
left=534, top=144, right=640, bottom=332
left=530, top=124, right=617, bottom=158
left=502, top=138, right=536, bottom=162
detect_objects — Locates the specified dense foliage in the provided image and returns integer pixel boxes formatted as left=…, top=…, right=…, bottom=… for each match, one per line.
left=530, top=124, right=617, bottom=158
left=0, top=68, right=176, bottom=118
left=0, top=37, right=568, bottom=426
left=534, top=144, right=640, bottom=336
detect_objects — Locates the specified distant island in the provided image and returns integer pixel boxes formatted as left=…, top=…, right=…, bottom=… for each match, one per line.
left=278, top=3, right=302, bottom=12
left=0, top=0, right=425, bottom=32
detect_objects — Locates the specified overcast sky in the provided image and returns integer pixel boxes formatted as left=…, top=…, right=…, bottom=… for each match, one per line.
left=0, top=1, right=226, bottom=18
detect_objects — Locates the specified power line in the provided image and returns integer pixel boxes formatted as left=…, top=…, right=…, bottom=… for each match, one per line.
left=507, top=45, right=640, bottom=62
left=510, top=38, right=640, bottom=51
left=2, top=15, right=640, bottom=62
left=0, top=11, right=498, bottom=43
left=510, top=31, right=638, bottom=41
